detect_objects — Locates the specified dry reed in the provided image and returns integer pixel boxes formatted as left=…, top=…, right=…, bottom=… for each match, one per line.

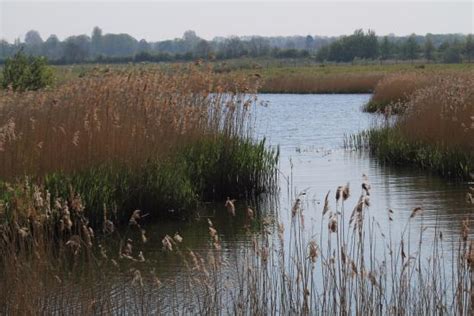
left=0, top=64, right=258, bottom=179
left=261, top=73, right=382, bottom=94
left=1, top=180, right=472, bottom=314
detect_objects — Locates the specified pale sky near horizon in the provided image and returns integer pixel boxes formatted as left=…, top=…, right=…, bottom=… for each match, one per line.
left=0, top=1, right=472, bottom=42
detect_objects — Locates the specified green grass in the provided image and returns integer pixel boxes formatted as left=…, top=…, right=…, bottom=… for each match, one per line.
left=347, top=127, right=474, bottom=180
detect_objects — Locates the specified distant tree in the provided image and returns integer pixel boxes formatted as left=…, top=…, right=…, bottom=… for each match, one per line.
left=24, top=30, right=43, bottom=46
left=24, top=30, right=44, bottom=56
left=305, top=35, right=315, bottom=51
left=380, top=36, right=392, bottom=60
left=247, top=37, right=270, bottom=57
left=364, top=30, right=379, bottom=59
left=315, top=45, right=329, bottom=62
left=91, top=26, right=103, bottom=56
left=137, top=39, right=151, bottom=52
left=464, top=34, right=474, bottom=62
left=194, top=39, right=213, bottom=59
left=402, top=34, right=419, bottom=60
left=43, top=35, right=62, bottom=60
left=424, top=34, right=435, bottom=62
left=182, top=30, right=200, bottom=51
left=1, top=50, right=53, bottom=91
left=63, top=38, right=89, bottom=63
left=443, top=42, right=462, bottom=63
left=221, top=36, right=247, bottom=58
left=100, top=33, right=137, bottom=57
left=0, top=40, right=13, bottom=59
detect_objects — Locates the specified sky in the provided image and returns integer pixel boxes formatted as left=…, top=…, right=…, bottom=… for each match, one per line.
left=0, top=1, right=473, bottom=42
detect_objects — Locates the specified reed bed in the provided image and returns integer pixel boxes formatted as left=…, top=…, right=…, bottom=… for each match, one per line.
left=0, top=65, right=255, bottom=177
left=260, top=73, right=382, bottom=94
left=364, top=72, right=434, bottom=113
left=350, top=73, right=474, bottom=179
left=0, top=65, right=278, bottom=222
left=1, top=180, right=473, bottom=314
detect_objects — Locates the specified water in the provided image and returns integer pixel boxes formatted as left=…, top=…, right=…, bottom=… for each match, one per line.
left=254, top=94, right=473, bottom=241
left=45, top=94, right=474, bottom=311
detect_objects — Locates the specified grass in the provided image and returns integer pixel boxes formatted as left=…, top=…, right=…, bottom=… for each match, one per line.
left=0, top=64, right=278, bottom=224
left=349, top=73, right=474, bottom=179
left=1, top=179, right=473, bottom=314
left=363, top=72, right=434, bottom=113
left=42, top=61, right=474, bottom=95
left=35, top=136, right=278, bottom=225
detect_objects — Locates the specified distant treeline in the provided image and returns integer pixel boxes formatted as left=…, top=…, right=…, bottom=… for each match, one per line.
left=0, top=27, right=472, bottom=64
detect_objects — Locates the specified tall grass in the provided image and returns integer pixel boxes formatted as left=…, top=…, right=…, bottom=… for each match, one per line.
left=260, top=73, right=383, bottom=94
left=352, top=73, right=474, bottom=179
left=1, top=180, right=472, bottom=314
left=363, top=72, right=433, bottom=113
left=0, top=65, right=278, bottom=222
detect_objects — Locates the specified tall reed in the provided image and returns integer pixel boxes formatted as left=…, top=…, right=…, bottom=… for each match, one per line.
left=1, top=180, right=472, bottom=314
left=0, top=65, right=278, bottom=222
left=352, top=73, right=474, bottom=179
left=261, top=73, right=382, bottom=94
left=363, top=72, right=433, bottom=113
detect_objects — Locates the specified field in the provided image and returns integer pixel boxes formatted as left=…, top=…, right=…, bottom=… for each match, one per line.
left=33, top=60, right=474, bottom=94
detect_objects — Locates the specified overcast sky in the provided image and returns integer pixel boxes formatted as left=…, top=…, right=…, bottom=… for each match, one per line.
left=0, top=1, right=472, bottom=42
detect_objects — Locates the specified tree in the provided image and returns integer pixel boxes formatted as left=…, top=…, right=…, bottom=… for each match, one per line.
left=62, top=37, right=90, bottom=63
left=221, top=36, right=246, bottom=59
left=182, top=30, right=200, bottom=51
left=137, top=39, right=151, bottom=52
left=316, top=45, right=329, bottom=62
left=91, top=26, right=103, bottom=56
left=464, top=34, right=474, bottom=63
left=380, top=36, right=392, bottom=60
left=248, top=37, right=270, bottom=57
left=100, top=33, right=137, bottom=57
left=1, top=50, right=53, bottom=91
left=24, top=30, right=43, bottom=46
left=305, top=35, right=314, bottom=51
left=402, top=34, right=419, bottom=61
left=424, top=34, right=435, bottom=62
left=24, top=30, right=44, bottom=56
left=43, top=35, right=62, bottom=60
left=194, top=39, right=213, bottom=59
left=443, top=42, right=462, bottom=63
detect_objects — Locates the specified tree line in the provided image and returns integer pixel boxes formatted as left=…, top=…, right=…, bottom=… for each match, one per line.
left=0, top=27, right=472, bottom=64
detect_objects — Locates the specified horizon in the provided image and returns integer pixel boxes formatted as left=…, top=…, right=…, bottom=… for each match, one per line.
left=1, top=1, right=472, bottom=42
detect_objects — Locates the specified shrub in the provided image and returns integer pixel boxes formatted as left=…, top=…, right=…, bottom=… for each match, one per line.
left=1, top=50, right=53, bottom=91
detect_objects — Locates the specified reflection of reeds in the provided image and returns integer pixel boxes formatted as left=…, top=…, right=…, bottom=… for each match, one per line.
left=1, top=181, right=472, bottom=314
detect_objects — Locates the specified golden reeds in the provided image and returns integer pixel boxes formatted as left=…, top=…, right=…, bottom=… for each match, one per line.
left=0, top=64, right=258, bottom=179
left=261, top=73, right=382, bottom=94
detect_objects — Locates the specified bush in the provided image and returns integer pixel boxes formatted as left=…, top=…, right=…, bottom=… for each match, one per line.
left=1, top=50, right=53, bottom=91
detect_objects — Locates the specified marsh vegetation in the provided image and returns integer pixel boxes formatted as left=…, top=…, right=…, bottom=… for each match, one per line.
left=1, top=50, right=473, bottom=314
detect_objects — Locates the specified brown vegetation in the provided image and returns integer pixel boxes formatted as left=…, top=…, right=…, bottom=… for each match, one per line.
left=1, top=180, right=472, bottom=314
left=260, top=73, right=382, bottom=94
left=364, top=72, right=433, bottom=112
left=0, top=65, right=258, bottom=179
left=399, top=74, right=474, bottom=152
left=352, top=71, right=474, bottom=179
